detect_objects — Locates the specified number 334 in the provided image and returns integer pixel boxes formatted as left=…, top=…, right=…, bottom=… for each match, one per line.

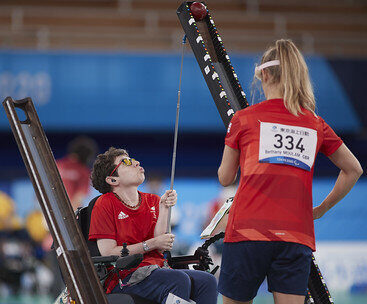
left=273, top=134, right=305, bottom=153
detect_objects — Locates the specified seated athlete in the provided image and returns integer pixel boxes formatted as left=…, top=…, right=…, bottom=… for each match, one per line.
left=89, top=147, right=217, bottom=304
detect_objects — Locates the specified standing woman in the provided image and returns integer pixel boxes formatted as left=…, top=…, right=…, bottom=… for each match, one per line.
left=217, top=39, right=363, bottom=304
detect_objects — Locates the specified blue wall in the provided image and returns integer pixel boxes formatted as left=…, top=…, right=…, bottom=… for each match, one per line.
left=0, top=50, right=361, bottom=132
left=4, top=177, right=367, bottom=244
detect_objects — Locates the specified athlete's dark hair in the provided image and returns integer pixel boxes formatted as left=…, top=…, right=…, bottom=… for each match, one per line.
left=91, top=147, right=128, bottom=194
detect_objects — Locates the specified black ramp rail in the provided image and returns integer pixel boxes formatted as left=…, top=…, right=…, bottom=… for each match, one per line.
left=306, top=256, right=334, bottom=304
left=177, top=1, right=249, bottom=129
left=177, top=2, right=334, bottom=304
left=2, top=97, right=108, bottom=304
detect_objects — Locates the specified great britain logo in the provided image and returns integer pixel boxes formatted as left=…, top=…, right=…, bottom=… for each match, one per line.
left=150, top=206, right=157, bottom=219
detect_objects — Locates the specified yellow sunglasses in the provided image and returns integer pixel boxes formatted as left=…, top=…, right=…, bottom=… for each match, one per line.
left=109, top=158, right=136, bottom=176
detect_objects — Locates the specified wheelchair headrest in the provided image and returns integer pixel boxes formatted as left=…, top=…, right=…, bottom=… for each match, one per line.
left=75, top=195, right=101, bottom=257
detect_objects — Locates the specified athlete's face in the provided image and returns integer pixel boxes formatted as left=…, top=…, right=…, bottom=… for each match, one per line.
left=113, top=155, right=145, bottom=187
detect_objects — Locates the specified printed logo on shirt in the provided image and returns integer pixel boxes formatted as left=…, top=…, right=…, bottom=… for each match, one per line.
left=227, top=122, right=232, bottom=133
left=118, top=211, right=129, bottom=220
left=150, top=206, right=157, bottom=219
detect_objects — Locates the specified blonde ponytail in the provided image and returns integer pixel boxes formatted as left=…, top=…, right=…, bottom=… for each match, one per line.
left=259, top=39, right=316, bottom=116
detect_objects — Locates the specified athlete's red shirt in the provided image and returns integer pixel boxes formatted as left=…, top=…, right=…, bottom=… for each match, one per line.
left=89, top=191, right=164, bottom=293
left=224, top=99, right=343, bottom=251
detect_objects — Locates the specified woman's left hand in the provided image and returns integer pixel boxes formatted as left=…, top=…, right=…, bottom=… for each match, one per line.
left=160, top=190, right=177, bottom=208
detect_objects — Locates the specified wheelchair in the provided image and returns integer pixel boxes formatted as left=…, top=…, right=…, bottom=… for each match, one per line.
left=68, top=196, right=221, bottom=304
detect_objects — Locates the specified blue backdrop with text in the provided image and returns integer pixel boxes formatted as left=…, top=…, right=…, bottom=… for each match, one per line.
left=0, top=50, right=360, bottom=132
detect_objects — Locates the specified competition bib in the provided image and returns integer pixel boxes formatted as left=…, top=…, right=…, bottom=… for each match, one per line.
left=259, top=122, right=317, bottom=171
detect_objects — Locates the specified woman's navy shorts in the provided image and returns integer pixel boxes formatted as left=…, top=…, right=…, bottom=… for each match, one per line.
left=218, top=241, right=312, bottom=302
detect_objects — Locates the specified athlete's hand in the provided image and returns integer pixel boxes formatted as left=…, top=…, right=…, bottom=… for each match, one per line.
left=154, top=233, right=175, bottom=251
left=160, top=190, right=177, bottom=208
left=313, top=205, right=327, bottom=220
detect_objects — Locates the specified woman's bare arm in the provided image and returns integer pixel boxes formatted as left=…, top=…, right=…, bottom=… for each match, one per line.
left=218, top=145, right=240, bottom=187
left=313, top=143, right=363, bottom=219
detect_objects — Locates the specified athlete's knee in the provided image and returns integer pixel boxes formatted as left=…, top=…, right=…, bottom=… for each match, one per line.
left=205, top=272, right=217, bottom=289
left=165, top=270, right=191, bottom=299
left=187, top=271, right=218, bottom=303
left=193, top=271, right=217, bottom=290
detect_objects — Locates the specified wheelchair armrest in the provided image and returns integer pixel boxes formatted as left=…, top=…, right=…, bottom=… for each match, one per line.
left=170, top=255, right=199, bottom=268
left=115, top=254, right=143, bottom=270
left=169, top=247, right=214, bottom=271
left=92, top=255, right=120, bottom=264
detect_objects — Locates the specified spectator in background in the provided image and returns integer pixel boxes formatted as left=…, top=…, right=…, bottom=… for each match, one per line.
left=0, top=191, right=42, bottom=296
left=37, top=136, right=98, bottom=297
left=56, top=136, right=97, bottom=211
left=0, top=191, right=22, bottom=231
